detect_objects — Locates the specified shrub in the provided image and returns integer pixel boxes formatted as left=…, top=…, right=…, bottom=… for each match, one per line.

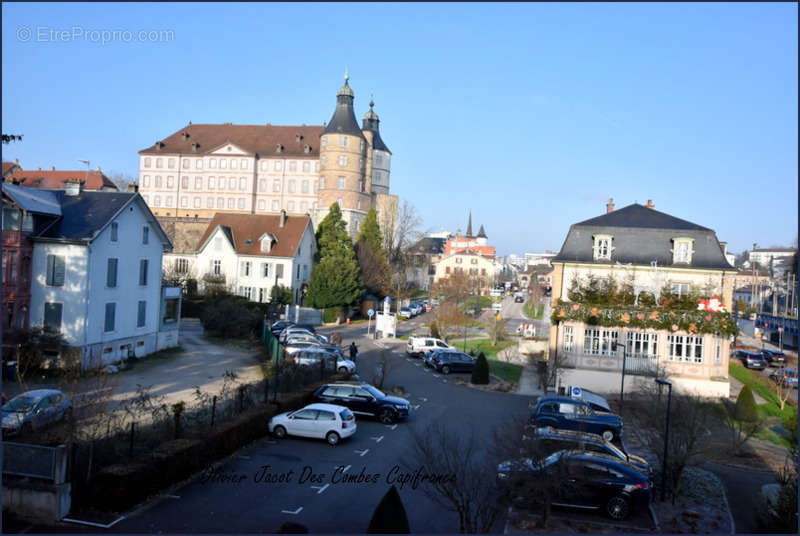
left=735, top=385, right=758, bottom=422
left=200, top=297, right=262, bottom=338
left=430, top=321, right=441, bottom=340
left=471, top=352, right=490, bottom=385
left=367, top=485, right=410, bottom=533
left=323, top=307, right=339, bottom=323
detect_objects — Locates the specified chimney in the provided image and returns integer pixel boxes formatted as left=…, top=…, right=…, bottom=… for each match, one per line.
left=64, top=178, right=82, bottom=196
left=280, top=209, right=287, bottom=228
left=127, top=181, right=139, bottom=193
left=51, top=166, right=56, bottom=171
left=719, top=241, right=728, bottom=256
left=606, top=197, right=614, bottom=213
left=646, top=199, right=655, bottom=210
left=14, top=158, right=19, bottom=164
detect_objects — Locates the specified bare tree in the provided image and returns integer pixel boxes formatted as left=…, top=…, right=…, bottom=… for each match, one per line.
left=770, top=370, right=795, bottom=411
left=405, top=422, right=501, bottom=532
left=106, top=170, right=135, bottom=192
left=162, top=258, right=197, bottom=289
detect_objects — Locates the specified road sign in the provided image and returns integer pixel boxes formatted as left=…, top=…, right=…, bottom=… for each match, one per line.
left=570, top=386, right=582, bottom=399
left=367, top=309, right=374, bottom=317
left=384, top=297, right=391, bottom=303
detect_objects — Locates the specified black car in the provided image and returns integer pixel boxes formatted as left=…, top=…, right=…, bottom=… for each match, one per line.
left=311, top=382, right=410, bottom=424
left=761, top=349, right=787, bottom=367
left=735, top=350, right=767, bottom=370
left=430, top=351, right=475, bottom=374
left=514, top=295, right=524, bottom=303
left=524, top=426, right=652, bottom=479
left=270, top=320, right=295, bottom=336
left=424, top=348, right=456, bottom=368
left=497, top=450, right=651, bottom=520
left=531, top=396, right=623, bottom=442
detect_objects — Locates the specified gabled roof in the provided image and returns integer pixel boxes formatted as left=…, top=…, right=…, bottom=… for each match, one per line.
left=6, top=169, right=117, bottom=191
left=34, top=191, right=172, bottom=249
left=409, top=236, right=447, bottom=255
left=2, top=161, right=20, bottom=177
left=554, top=203, right=734, bottom=270
left=2, top=183, right=62, bottom=216
left=196, top=213, right=312, bottom=258
left=139, top=124, right=325, bottom=156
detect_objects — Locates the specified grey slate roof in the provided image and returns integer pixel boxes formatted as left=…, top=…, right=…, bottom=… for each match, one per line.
left=409, top=236, right=447, bottom=255
left=553, top=203, right=734, bottom=270
left=323, top=79, right=366, bottom=139
left=362, top=101, right=391, bottom=154
left=2, top=183, right=62, bottom=216
left=37, top=191, right=137, bottom=241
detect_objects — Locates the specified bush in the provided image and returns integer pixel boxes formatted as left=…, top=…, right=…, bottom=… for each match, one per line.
left=323, top=307, right=339, bottom=323
left=367, top=485, right=410, bottom=533
left=430, top=321, right=440, bottom=340
left=735, top=385, right=758, bottom=422
left=200, top=297, right=262, bottom=338
left=471, top=352, right=490, bottom=385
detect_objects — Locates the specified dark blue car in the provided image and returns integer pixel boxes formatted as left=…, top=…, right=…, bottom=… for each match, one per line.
left=530, top=395, right=623, bottom=442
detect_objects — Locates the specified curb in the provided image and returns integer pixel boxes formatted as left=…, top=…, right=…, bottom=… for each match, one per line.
left=718, top=478, right=736, bottom=535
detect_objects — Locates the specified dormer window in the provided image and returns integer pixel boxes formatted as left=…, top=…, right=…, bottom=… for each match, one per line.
left=672, top=238, right=695, bottom=264
left=276, top=144, right=284, bottom=153
left=260, top=233, right=276, bottom=253
left=304, top=144, right=311, bottom=153
left=592, top=234, right=614, bottom=261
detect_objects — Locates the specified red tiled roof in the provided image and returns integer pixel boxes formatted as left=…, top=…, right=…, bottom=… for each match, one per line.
left=196, top=212, right=311, bottom=258
left=138, top=124, right=326, bottom=157
left=6, top=170, right=117, bottom=191
left=2, top=162, right=20, bottom=177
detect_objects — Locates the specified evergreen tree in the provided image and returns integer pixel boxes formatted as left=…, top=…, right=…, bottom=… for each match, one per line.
left=471, top=352, right=490, bottom=385
left=367, top=485, right=410, bottom=534
left=734, top=385, right=758, bottom=422
left=306, top=203, right=364, bottom=309
left=355, top=209, right=390, bottom=297
left=356, top=208, right=386, bottom=260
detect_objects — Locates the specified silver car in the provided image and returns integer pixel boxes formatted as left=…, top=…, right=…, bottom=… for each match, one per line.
left=2, top=389, right=73, bottom=436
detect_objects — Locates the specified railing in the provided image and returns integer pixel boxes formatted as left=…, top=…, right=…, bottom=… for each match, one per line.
left=559, top=351, right=659, bottom=376
left=3, top=442, right=67, bottom=482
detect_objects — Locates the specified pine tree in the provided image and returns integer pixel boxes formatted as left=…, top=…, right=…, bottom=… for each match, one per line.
left=367, top=485, right=410, bottom=533
left=734, top=385, right=758, bottom=422
left=471, top=352, right=490, bottom=385
left=306, top=203, right=364, bottom=309
left=355, top=209, right=390, bottom=297
left=356, top=208, right=386, bottom=260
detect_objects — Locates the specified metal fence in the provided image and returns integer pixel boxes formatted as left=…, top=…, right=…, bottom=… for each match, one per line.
left=3, top=442, right=66, bottom=481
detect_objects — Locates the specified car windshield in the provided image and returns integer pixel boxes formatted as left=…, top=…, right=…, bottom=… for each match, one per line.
left=363, top=385, right=385, bottom=398
left=2, top=395, right=39, bottom=413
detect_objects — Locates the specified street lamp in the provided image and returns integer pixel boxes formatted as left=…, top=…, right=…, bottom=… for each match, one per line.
left=655, top=378, right=672, bottom=503
left=77, top=159, right=90, bottom=185
left=612, top=342, right=628, bottom=413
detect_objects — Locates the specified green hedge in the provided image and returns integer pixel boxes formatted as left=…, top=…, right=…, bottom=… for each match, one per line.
left=323, top=307, right=339, bottom=323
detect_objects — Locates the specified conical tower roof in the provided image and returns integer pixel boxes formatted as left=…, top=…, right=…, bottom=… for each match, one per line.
left=324, top=71, right=365, bottom=139
left=466, top=211, right=473, bottom=237
left=362, top=95, right=391, bottom=153
left=477, top=224, right=487, bottom=238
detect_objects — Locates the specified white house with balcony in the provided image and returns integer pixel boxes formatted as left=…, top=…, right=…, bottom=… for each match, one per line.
left=548, top=201, right=738, bottom=398
left=164, top=211, right=316, bottom=304
left=25, top=183, right=177, bottom=369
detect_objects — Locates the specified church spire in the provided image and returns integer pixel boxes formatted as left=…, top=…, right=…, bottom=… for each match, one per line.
left=466, top=211, right=473, bottom=237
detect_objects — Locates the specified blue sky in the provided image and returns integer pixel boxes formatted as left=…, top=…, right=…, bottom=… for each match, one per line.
left=2, top=2, right=797, bottom=256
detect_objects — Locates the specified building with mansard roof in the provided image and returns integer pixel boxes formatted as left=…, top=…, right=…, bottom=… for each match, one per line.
left=137, top=73, right=397, bottom=240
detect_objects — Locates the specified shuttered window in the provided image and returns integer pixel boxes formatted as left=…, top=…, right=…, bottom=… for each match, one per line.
left=46, top=255, right=65, bottom=286
left=44, top=303, right=63, bottom=331
left=107, top=258, right=118, bottom=287
left=137, top=301, right=146, bottom=328
left=104, top=303, right=116, bottom=332
left=139, top=260, right=148, bottom=286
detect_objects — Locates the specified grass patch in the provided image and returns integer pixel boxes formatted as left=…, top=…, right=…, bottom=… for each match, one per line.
left=524, top=302, right=544, bottom=319
left=458, top=338, right=517, bottom=359
left=488, top=359, right=523, bottom=383
left=396, top=334, right=410, bottom=340
left=729, top=362, right=797, bottom=446
left=755, top=423, right=792, bottom=449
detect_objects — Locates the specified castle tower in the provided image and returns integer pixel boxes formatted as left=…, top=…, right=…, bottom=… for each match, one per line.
left=361, top=96, right=392, bottom=197
left=318, top=71, right=371, bottom=237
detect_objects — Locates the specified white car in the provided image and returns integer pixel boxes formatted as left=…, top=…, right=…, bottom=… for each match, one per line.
left=287, top=347, right=355, bottom=374
left=268, top=403, right=356, bottom=445
left=406, top=336, right=456, bottom=357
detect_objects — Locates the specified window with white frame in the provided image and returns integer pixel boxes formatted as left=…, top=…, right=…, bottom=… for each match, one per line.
left=321, top=156, right=327, bottom=166
left=208, top=176, right=216, bottom=189
left=207, top=198, right=214, bottom=208
left=339, top=136, right=348, bottom=147
left=672, top=238, right=694, bottom=264
left=175, top=258, right=189, bottom=273
left=315, top=162, right=320, bottom=172
left=273, top=181, right=281, bottom=192
left=182, top=159, right=189, bottom=169
left=196, top=159, right=203, bottom=169
left=670, top=282, right=690, bottom=297
left=143, top=175, right=150, bottom=187
left=274, top=161, right=282, bottom=171
left=212, top=260, right=221, bottom=275
left=272, top=200, right=279, bottom=211
left=301, top=180, right=309, bottom=193
left=592, top=234, right=614, bottom=260
left=240, top=261, right=251, bottom=277
left=238, top=198, right=245, bottom=209
left=337, top=176, right=345, bottom=189
left=260, top=161, right=268, bottom=171
left=153, top=195, right=161, bottom=206
left=241, top=159, right=248, bottom=169
left=209, top=158, right=217, bottom=169
left=227, top=198, right=235, bottom=209
left=217, top=198, right=224, bottom=208
left=181, top=176, right=188, bottom=188
left=194, top=197, right=201, bottom=208
left=563, top=326, right=574, bottom=352
left=287, top=201, right=295, bottom=212
left=667, top=335, right=703, bottom=363
left=144, top=157, right=151, bottom=168
left=626, top=332, right=658, bottom=358
left=229, top=177, right=236, bottom=189
left=166, top=196, right=173, bottom=207
left=319, top=177, right=325, bottom=190
left=220, top=159, right=227, bottom=169
left=289, top=161, right=297, bottom=172
left=300, top=201, right=308, bottom=212
left=156, top=158, right=163, bottom=168
left=231, top=159, right=238, bottom=169
left=168, top=158, right=175, bottom=169
left=288, top=180, right=295, bottom=193
left=583, top=328, right=618, bottom=356
left=321, top=137, right=327, bottom=147
left=239, top=177, right=246, bottom=190
left=258, top=199, right=265, bottom=210
left=259, top=179, right=266, bottom=191
left=337, top=198, right=343, bottom=207
left=302, top=161, right=310, bottom=173
left=338, top=155, right=347, bottom=166
left=195, top=177, right=202, bottom=189
left=181, top=197, right=188, bottom=207
left=155, top=176, right=162, bottom=187
left=262, top=262, right=270, bottom=278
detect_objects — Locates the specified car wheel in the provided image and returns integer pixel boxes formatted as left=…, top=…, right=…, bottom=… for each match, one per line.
left=379, top=408, right=396, bottom=424
left=273, top=425, right=287, bottom=439
left=441, top=365, right=451, bottom=374
left=326, top=431, right=340, bottom=446
left=606, top=496, right=630, bottom=520
left=64, top=407, right=73, bottom=421
left=601, top=429, right=615, bottom=442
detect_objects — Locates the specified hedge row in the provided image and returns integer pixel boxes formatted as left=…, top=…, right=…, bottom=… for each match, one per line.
left=85, top=377, right=338, bottom=513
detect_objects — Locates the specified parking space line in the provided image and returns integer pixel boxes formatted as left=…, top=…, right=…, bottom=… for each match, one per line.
left=385, top=424, right=398, bottom=430
left=412, top=404, right=421, bottom=410
left=281, top=507, right=303, bottom=515
left=418, top=397, right=428, bottom=402
left=414, top=363, right=421, bottom=367
left=311, top=483, right=329, bottom=494
left=442, top=379, right=448, bottom=383
left=354, top=448, right=369, bottom=457
left=370, top=435, right=384, bottom=443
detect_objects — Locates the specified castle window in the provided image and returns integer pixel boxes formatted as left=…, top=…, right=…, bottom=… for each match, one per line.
left=290, top=161, right=297, bottom=172
left=273, top=181, right=281, bottom=192
left=592, top=234, right=614, bottom=261
left=338, top=155, right=347, bottom=166
left=231, top=159, right=238, bottom=169
left=338, top=176, right=345, bottom=189
left=301, top=180, right=309, bottom=193
left=209, top=158, right=216, bottom=169
left=339, top=136, right=348, bottom=147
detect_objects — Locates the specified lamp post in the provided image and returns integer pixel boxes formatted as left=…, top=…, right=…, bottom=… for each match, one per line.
left=77, top=159, right=90, bottom=185
left=612, top=342, right=628, bottom=413
left=655, top=378, right=672, bottom=502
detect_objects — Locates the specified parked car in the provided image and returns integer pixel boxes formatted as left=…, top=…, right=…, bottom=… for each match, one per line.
left=514, top=295, right=524, bottom=303
left=311, top=382, right=410, bottom=424
left=761, top=349, right=787, bottom=367
left=285, top=333, right=325, bottom=345
left=564, top=387, right=612, bottom=413
left=2, top=389, right=73, bottom=437
left=735, top=350, right=767, bottom=370
left=280, top=327, right=327, bottom=344
left=268, top=403, right=356, bottom=445
left=270, top=320, right=295, bottom=336
left=769, top=367, right=798, bottom=389
left=399, top=307, right=413, bottom=319
left=284, top=347, right=351, bottom=372
left=424, top=348, right=453, bottom=368
left=284, top=341, right=322, bottom=358
left=496, top=450, right=651, bottom=520
left=430, top=351, right=476, bottom=375
left=523, top=426, right=652, bottom=479
left=530, top=396, right=623, bottom=442
left=406, top=336, right=456, bottom=357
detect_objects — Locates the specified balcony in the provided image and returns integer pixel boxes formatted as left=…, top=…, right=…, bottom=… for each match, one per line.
left=559, top=351, right=660, bottom=376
